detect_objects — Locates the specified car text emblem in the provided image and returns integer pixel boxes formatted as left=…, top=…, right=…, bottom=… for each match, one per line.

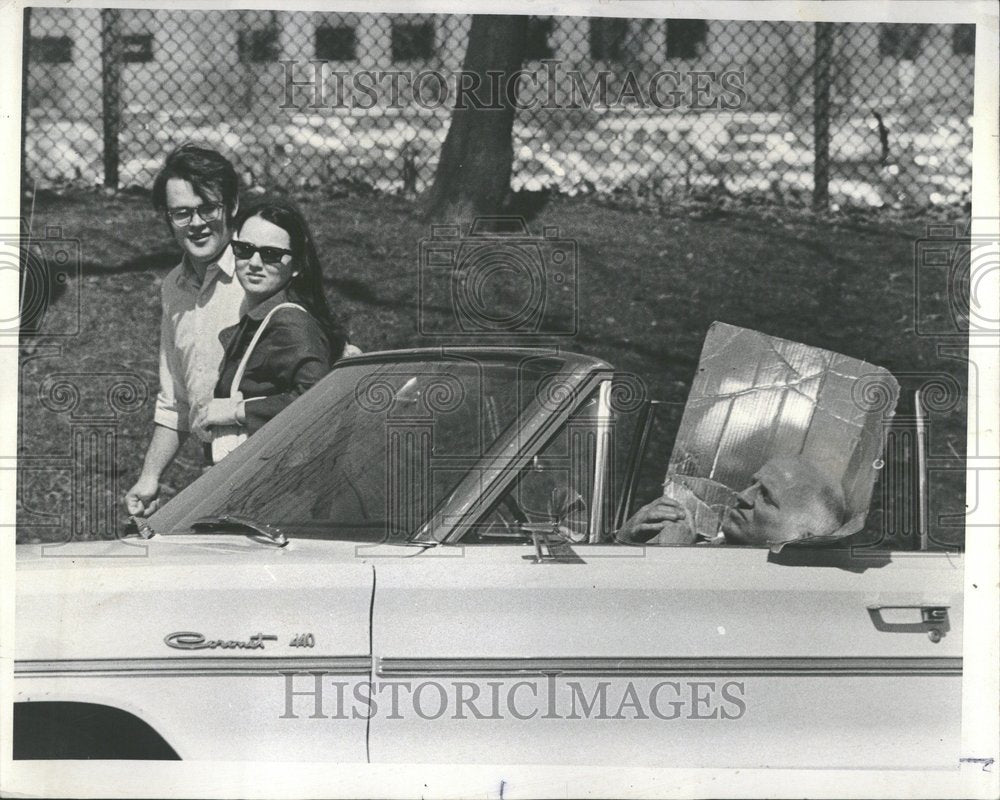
left=164, top=631, right=278, bottom=650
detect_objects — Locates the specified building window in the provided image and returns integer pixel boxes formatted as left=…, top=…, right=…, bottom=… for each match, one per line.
left=952, top=24, right=975, bottom=56
left=877, top=23, right=925, bottom=60
left=122, top=33, right=154, bottom=63
left=391, top=21, right=435, bottom=62
left=316, top=25, right=356, bottom=61
left=589, top=18, right=627, bottom=62
left=666, top=19, right=707, bottom=59
left=238, top=27, right=280, bottom=63
left=30, top=36, right=72, bottom=64
left=525, top=17, right=554, bottom=60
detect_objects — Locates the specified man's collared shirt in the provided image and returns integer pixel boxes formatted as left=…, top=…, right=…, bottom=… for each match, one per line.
left=154, top=245, right=247, bottom=432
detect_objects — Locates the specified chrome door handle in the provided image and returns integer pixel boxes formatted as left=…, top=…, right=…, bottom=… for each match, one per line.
left=921, top=606, right=949, bottom=625
left=867, top=604, right=950, bottom=641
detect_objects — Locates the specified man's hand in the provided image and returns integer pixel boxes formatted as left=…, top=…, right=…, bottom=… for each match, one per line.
left=191, top=398, right=242, bottom=442
left=124, top=475, right=162, bottom=517
left=124, top=424, right=185, bottom=517
left=342, top=342, right=362, bottom=359
left=615, top=497, right=687, bottom=543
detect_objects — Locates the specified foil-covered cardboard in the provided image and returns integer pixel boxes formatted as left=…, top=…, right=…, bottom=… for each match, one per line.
left=666, top=322, right=900, bottom=540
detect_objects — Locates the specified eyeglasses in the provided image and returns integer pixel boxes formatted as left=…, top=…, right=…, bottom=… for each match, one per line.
left=166, top=202, right=224, bottom=227
left=231, top=240, right=294, bottom=265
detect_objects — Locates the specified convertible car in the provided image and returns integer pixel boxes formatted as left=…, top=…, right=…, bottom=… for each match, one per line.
left=14, top=347, right=963, bottom=768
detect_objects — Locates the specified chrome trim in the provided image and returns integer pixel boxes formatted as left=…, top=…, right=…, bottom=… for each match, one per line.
left=377, top=656, right=962, bottom=677
left=437, top=367, right=613, bottom=546
left=915, top=387, right=930, bottom=551
left=588, top=380, right=612, bottom=543
left=190, top=515, right=288, bottom=547
left=18, top=655, right=963, bottom=679
left=616, top=398, right=656, bottom=530
left=15, top=656, right=372, bottom=678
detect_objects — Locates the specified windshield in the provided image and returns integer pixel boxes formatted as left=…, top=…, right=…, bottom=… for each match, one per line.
left=152, top=354, right=575, bottom=543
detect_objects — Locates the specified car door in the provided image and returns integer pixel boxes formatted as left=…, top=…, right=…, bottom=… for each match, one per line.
left=367, top=380, right=962, bottom=769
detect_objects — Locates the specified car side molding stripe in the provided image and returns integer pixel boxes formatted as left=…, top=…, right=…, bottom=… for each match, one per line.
left=15, top=656, right=372, bottom=678
left=17, top=655, right=963, bottom=679
left=376, top=656, right=962, bottom=677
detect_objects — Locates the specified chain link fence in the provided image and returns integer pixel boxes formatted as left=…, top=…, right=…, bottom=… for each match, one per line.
left=23, top=9, right=974, bottom=211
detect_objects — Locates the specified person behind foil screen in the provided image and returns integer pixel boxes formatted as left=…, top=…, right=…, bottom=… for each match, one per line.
left=616, top=455, right=848, bottom=550
left=191, top=196, right=348, bottom=463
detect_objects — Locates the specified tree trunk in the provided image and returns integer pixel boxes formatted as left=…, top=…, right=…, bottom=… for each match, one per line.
left=422, top=15, right=527, bottom=222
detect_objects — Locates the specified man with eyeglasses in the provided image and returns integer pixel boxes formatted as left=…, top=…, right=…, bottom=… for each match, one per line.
left=124, top=144, right=251, bottom=517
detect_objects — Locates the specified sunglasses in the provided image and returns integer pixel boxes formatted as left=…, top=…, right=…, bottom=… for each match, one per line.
left=166, top=202, right=223, bottom=227
left=231, top=240, right=294, bottom=265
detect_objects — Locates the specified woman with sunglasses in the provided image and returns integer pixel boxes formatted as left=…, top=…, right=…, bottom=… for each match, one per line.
left=191, top=196, right=349, bottom=462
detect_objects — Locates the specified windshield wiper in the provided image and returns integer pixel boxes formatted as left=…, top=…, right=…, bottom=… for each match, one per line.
left=189, top=515, right=289, bottom=547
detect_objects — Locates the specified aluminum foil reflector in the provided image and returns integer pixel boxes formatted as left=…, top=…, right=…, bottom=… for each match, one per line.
left=667, top=322, right=900, bottom=539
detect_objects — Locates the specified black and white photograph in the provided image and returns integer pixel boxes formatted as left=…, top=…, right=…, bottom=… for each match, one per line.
left=1, top=0, right=997, bottom=797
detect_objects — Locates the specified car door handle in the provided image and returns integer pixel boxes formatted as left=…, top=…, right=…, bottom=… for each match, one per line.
left=867, top=604, right=950, bottom=641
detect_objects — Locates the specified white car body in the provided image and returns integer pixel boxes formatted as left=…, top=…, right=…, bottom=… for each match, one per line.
left=15, top=349, right=963, bottom=768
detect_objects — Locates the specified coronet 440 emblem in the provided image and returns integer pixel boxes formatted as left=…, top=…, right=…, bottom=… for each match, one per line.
left=164, top=631, right=279, bottom=650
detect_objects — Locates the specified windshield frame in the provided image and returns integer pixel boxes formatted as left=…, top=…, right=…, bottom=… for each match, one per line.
left=147, top=348, right=612, bottom=545
left=412, top=368, right=612, bottom=545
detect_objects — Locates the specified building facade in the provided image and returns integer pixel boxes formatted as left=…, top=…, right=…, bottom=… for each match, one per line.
left=26, top=10, right=975, bottom=120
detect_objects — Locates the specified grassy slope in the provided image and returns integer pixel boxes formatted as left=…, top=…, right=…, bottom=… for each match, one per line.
left=17, top=192, right=967, bottom=548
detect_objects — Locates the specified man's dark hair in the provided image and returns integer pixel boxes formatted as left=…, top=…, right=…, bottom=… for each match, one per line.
left=151, top=143, right=239, bottom=219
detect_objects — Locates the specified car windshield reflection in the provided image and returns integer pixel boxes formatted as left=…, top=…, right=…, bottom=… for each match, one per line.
left=152, top=354, right=576, bottom=543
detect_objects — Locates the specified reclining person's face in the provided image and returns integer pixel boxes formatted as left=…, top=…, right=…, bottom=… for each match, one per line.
left=720, top=456, right=845, bottom=548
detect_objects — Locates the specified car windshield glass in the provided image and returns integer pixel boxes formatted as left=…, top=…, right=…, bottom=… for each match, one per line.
left=154, top=355, right=572, bottom=543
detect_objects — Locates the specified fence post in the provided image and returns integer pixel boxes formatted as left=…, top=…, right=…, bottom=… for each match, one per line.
left=812, top=22, right=833, bottom=211
left=20, top=7, right=31, bottom=196
left=100, top=9, right=121, bottom=191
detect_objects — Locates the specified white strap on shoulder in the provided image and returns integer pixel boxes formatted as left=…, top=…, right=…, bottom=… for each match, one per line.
left=228, top=302, right=307, bottom=397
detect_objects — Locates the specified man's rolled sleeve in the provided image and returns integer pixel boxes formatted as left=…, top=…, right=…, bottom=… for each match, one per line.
left=153, top=281, right=190, bottom=431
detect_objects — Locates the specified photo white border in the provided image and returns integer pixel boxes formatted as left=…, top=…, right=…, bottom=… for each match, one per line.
left=1, top=1, right=996, bottom=797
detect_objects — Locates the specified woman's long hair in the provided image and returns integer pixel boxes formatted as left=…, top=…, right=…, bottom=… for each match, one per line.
left=233, top=196, right=347, bottom=360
